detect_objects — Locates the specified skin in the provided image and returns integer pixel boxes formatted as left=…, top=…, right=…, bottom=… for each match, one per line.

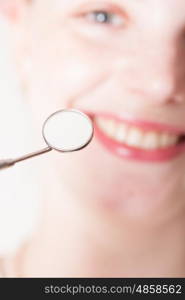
left=1, top=0, right=185, bottom=277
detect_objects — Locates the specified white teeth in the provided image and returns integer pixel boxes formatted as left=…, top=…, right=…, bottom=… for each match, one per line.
left=160, top=133, right=178, bottom=148
left=96, top=118, right=116, bottom=137
left=115, top=124, right=128, bottom=142
left=142, top=132, right=160, bottom=150
left=125, top=127, right=143, bottom=147
left=106, top=120, right=117, bottom=137
left=96, top=117, right=179, bottom=150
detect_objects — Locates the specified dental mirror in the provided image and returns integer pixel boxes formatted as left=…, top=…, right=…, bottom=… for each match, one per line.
left=43, top=109, right=93, bottom=152
left=0, top=109, right=94, bottom=170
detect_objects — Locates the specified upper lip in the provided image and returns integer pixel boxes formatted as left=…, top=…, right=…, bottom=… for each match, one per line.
left=85, top=111, right=185, bottom=136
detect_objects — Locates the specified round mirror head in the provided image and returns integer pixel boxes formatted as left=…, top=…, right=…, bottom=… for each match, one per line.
left=42, top=109, right=94, bottom=152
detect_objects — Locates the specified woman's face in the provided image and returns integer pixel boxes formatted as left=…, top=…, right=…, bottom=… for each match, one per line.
left=15, top=0, right=185, bottom=218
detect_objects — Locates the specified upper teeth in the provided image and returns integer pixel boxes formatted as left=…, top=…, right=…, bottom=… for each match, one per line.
left=95, top=117, right=179, bottom=150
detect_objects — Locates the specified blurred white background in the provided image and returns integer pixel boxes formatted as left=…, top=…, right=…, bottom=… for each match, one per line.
left=0, top=17, right=41, bottom=256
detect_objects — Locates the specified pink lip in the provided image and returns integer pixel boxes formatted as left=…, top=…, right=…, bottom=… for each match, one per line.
left=85, top=111, right=185, bottom=162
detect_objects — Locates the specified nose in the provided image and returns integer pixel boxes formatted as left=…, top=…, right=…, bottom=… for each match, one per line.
left=139, top=69, right=182, bottom=104
left=139, top=52, right=184, bottom=104
left=117, top=41, right=185, bottom=105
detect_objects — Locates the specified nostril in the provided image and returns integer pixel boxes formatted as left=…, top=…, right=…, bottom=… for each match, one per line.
left=165, top=94, right=185, bottom=104
left=173, top=94, right=184, bottom=103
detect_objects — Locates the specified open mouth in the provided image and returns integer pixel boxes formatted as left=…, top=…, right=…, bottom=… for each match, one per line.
left=95, top=116, right=185, bottom=150
left=89, top=113, right=185, bottom=162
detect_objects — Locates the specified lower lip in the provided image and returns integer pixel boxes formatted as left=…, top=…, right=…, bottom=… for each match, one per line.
left=92, top=118, right=185, bottom=163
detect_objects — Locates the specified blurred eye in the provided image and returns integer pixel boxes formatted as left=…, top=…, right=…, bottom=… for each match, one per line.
left=84, top=10, right=125, bottom=27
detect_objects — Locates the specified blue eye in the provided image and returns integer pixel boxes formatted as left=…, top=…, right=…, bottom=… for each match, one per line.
left=86, top=10, right=125, bottom=26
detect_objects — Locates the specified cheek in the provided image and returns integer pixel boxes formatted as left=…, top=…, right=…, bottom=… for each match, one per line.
left=27, top=29, right=107, bottom=126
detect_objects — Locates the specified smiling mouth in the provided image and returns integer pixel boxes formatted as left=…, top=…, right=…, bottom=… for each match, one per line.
left=87, top=112, right=185, bottom=162
left=94, top=116, right=185, bottom=150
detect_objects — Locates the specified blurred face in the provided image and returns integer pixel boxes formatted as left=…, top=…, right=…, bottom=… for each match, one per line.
left=15, top=0, right=185, bottom=218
